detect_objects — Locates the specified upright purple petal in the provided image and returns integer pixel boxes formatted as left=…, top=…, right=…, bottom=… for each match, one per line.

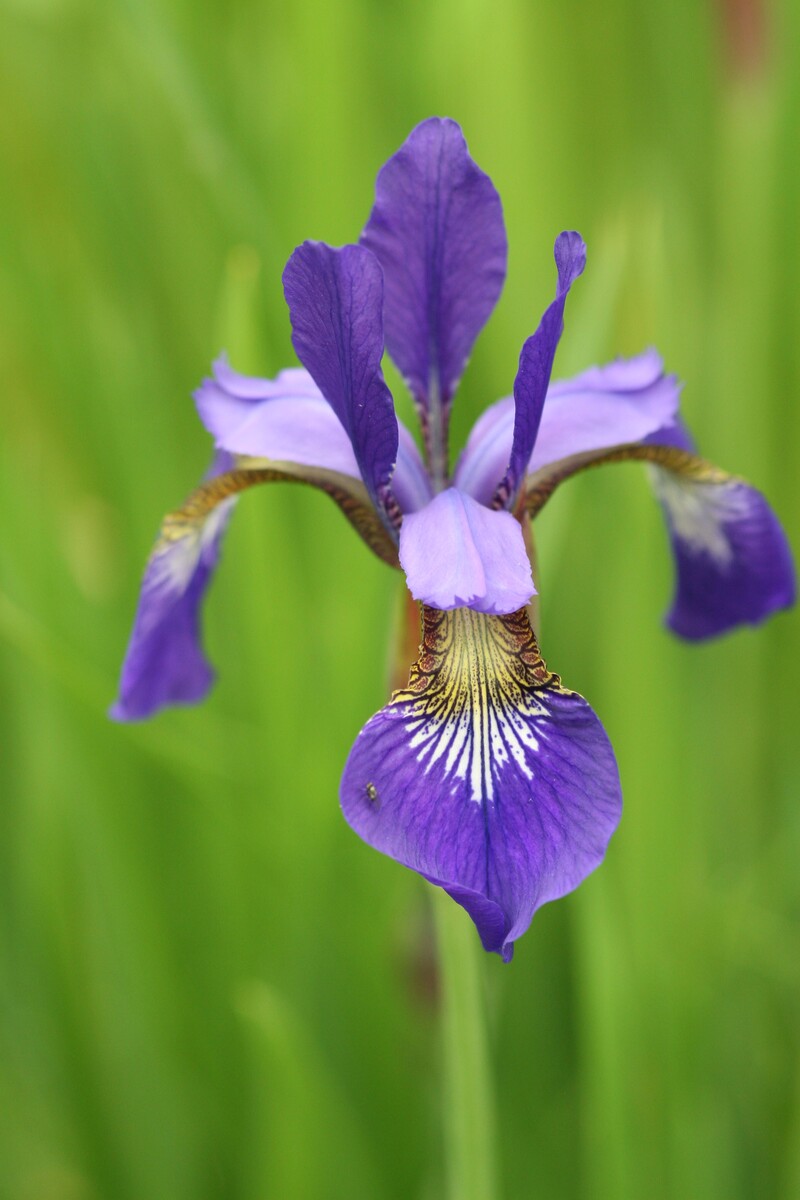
left=282, top=242, right=399, bottom=521
left=361, top=117, right=507, bottom=422
left=398, top=488, right=535, bottom=615
left=341, top=606, right=621, bottom=961
left=494, top=232, right=586, bottom=508
left=111, top=452, right=235, bottom=721
left=455, top=350, right=680, bottom=505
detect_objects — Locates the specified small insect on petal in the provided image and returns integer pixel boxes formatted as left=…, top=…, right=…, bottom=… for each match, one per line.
left=365, top=782, right=381, bottom=808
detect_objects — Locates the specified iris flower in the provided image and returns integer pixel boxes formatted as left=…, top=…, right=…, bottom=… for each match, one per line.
left=113, top=118, right=794, bottom=961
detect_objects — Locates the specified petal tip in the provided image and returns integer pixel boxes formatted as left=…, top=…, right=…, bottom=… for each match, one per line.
left=554, top=231, right=587, bottom=292
left=656, top=474, right=796, bottom=641
left=361, top=119, right=507, bottom=415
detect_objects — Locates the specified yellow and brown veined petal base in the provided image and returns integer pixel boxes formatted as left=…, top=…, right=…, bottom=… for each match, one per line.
left=162, top=455, right=400, bottom=568
left=341, top=603, right=622, bottom=961
left=523, top=441, right=729, bottom=519
left=399, top=606, right=560, bottom=767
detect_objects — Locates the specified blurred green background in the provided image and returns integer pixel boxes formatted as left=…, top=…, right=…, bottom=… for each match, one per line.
left=1, top=0, right=798, bottom=1196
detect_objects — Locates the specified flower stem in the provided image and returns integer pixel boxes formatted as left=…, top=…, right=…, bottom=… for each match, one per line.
left=433, top=888, right=501, bottom=1200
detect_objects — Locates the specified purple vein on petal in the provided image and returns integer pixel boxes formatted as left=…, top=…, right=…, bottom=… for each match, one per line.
left=283, top=241, right=400, bottom=524
left=361, top=117, right=507, bottom=475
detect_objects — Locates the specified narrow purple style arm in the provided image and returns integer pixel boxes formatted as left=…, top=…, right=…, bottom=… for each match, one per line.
left=360, top=117, right=507, bottom=476
left=283, top=242, right=400, bottom=526
left=494, top=232, right=586, bottom=509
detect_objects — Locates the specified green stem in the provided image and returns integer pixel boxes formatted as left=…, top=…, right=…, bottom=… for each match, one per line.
left=433, top=888, right=501, bottom=1200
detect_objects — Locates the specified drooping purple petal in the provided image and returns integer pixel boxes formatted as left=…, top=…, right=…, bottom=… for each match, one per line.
left=494, top=232, right=586, bottom=509
left=455, top=350, right=680, bottom=505
left=647, top=454, right=796, bottom=639
left=360, top=117, right=507, bottom=421
left=111, top=452, right=235, bottom=721
left=341, top=606, right=621, bottom=961
left=518, top=406, right=795, bottom=638
left=195, top=355, right=432, bottom=514
left=282, top=242, right=399, bottom=520
left=398, top=488, right=534, bottom=615
left=111, top=431, right=411, bottom=721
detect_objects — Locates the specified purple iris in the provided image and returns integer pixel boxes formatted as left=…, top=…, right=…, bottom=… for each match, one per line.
left=113, top=118, right=795, bottom=961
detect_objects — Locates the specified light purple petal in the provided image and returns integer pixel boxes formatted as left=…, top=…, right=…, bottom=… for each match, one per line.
left=649, top=465, right=796, bottom=640
left=341, top=607, right=622, bottom=961
left=398, top=488, right=534, bottom=615
left=531, top=352, right=682, bottom=471
left=394, top=425, right=434, bottom=513
left=451, top=394, right=514, bottom=505
left=455, top=350, right=682, bottom=505
left=211, top=356, right=319, bottom=400
left=495, top=232, right=586, bottom=507
left=111, top=452, right=235, bottom=721
left=360, top=117, right=507, bottom=417
left=282, top=241, right=399, bottom=519
left=196, top=355, right=432, bottom=514
left=196, top=367, right=360, bottom=477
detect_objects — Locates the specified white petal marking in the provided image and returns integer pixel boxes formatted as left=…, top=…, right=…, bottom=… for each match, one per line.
left=649, top=468, right=749, bottom=566
left=399, top=608, right=556, bottom=804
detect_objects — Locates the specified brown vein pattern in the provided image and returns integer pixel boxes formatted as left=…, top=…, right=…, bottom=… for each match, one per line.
left=524, top=443, right=731, bottom=519
left=159, top=460, right=400, bottom=568
left=388, top=605, right=568, bottom=805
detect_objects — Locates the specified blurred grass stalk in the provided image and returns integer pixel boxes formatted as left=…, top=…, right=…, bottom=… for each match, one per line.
left=433, top=889, right=500, bottom=1200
